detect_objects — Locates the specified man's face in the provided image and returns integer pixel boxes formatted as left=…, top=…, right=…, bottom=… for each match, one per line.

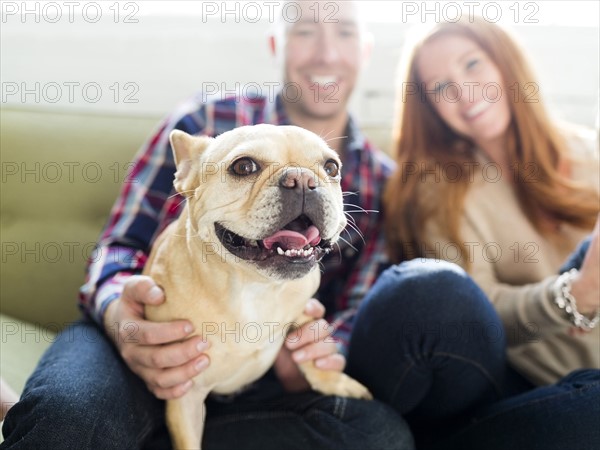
left=281, top=1, right=366, bottom=121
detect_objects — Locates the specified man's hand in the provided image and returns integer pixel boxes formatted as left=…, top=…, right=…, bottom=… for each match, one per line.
left=103, top=275, right=210, bottom=399
left=273, top=299, right=346, bottom=392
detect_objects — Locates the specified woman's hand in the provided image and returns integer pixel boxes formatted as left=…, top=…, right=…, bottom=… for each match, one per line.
left=570, top=213, right=600, bottom=316
left=103, top=275, right=210, bottom=399
left=273, top=299, right=346, bottom=392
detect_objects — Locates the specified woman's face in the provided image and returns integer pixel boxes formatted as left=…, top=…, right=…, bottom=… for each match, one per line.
left=416, top=34, right=512, bottom=148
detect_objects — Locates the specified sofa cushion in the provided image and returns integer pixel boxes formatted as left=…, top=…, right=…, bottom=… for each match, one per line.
left=0, top=313, right=56, bottom=395
left=1, top=108, right=159, bottom=328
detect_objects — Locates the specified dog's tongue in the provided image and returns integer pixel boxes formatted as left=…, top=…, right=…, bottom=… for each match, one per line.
left=263, top=225, right=321, bottom=250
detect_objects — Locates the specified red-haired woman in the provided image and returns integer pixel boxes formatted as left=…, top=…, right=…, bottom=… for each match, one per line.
left=347, top=17, right=599, bottom=450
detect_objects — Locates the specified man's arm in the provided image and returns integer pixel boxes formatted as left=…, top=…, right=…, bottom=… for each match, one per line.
left=78, top=96, right=212, bottom=399
left=79, top=99, right=208, bottom=322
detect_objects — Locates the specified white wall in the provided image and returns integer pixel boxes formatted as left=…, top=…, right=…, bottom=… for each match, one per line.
left=1, top=1, right=598, bottom=152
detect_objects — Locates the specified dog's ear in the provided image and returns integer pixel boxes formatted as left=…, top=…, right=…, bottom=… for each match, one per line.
left=170, top=130, right=213, bottom=196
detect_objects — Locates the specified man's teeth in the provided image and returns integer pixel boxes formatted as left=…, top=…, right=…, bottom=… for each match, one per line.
left=465, top=102, right=489, bottom=118
left=276, top=247, right=315, bottom=257
left=311, top=75, right=337, bottom=85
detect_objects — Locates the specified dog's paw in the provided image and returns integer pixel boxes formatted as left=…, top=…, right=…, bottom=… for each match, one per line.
left=307, top=370, right=373, bottom=400
left=329, top=374, right=373, bottom=400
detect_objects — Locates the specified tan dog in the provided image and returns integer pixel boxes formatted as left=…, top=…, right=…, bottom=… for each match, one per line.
left=144, top=124, right=372, bottom=449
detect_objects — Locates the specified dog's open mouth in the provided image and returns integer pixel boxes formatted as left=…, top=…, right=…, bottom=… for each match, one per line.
left=215, top=215, right=333, bottom=263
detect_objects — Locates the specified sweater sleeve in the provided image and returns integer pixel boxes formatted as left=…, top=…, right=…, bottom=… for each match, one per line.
left=455, top=219, right=569, bottom=347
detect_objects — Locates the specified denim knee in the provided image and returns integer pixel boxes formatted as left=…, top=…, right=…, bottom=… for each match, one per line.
left=356, top=259, right=501, bottom=330
left=2, top=377, right=136, bottom=449
left=1, top=320, right=163, bottom=449
left=347, top=259, right=507, bottom=414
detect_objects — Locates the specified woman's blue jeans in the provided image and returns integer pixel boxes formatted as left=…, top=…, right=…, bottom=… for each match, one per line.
left=347, top=239, right=600, bottom=450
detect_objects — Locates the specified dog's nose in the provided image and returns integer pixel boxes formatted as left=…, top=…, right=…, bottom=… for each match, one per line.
left=279, top=168, right=317, bottom=191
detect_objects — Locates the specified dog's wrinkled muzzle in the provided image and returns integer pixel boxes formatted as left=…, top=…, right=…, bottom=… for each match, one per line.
left=212, top=166, right=342, bottom=278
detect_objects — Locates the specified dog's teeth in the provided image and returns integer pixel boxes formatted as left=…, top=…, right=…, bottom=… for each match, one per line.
left=277, top=247, right=284, bottom=255
left=285, top=250, right=292, bottom=257
left=248, top=240, right=258, bottom=247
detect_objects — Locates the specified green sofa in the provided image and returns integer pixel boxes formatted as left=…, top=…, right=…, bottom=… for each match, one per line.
left=0, top=107, right=160, bottom=401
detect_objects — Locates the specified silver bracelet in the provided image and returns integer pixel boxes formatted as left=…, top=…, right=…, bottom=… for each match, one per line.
left=553, top=268, right=600, bottom=331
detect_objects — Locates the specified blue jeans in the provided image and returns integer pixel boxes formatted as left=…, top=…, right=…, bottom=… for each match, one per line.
left=347, top=247, right=600, bottom=450
left=1, top=319, right=414, bottom=450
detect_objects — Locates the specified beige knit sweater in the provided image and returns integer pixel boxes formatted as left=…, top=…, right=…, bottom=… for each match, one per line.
left=424, top=130, right=599, bottom=385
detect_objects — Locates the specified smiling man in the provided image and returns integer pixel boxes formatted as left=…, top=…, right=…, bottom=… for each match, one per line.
left=1, top=2, right=414, bottom=449
left=275, top=1, right=369, bottom=146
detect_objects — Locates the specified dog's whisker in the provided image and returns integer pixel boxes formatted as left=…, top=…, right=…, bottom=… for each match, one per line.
left=342, top=214, right=359, bottom=229
left=168, top=190, right=194, bottom=199
left=342, top=191, right=359, bottom=197
left=319, top=128, right=336, bottom=141
left=344, top=217, right=358, bottom=229
left=334, top=242, right=343, bottom=262
left=343, top=203, right=378, bottom=214
left=323, top=135, right=348, bottom=143
left=337, top=235, right=359, bottom=252
left=344, top=220, right=364, bottom=237
left=343, top=224, right=365, bottom=246
left=341, top=227, right=355, bottom=244
left=316, top=128, right=348, bottom=146
left=343, top=213, right=363, bottom=233
left=176, top=198, right=191, bottom=209
left=344, top=209, right=378, bottom=214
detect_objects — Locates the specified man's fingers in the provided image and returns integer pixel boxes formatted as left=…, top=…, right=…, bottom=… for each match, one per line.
left=314, top=353, right=346, bottom=371
left=303, top=298, right=325, bottom=319
left=129, top=336, right=209, bottom=369
left=291, top=340, right=338, bottom=364
left=286, top=319, right=334, bottom=350
left=124, top=275, right=165, bottom=306
left=141, top=355, right=210, bottom=397
left=123, top=319, right=194, bottom=346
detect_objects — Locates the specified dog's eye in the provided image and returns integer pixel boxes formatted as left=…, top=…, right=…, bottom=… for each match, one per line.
left=324, top=160, right=340, bottom=178
left=230, top=157, right=260, bottom=176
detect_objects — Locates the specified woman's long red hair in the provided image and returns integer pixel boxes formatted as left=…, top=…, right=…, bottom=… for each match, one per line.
left=384, top=17, right=599, bottom=267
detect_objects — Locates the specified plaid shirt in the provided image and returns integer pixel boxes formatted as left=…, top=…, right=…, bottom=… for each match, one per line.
left=79, top=92, right=394, bottom=353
